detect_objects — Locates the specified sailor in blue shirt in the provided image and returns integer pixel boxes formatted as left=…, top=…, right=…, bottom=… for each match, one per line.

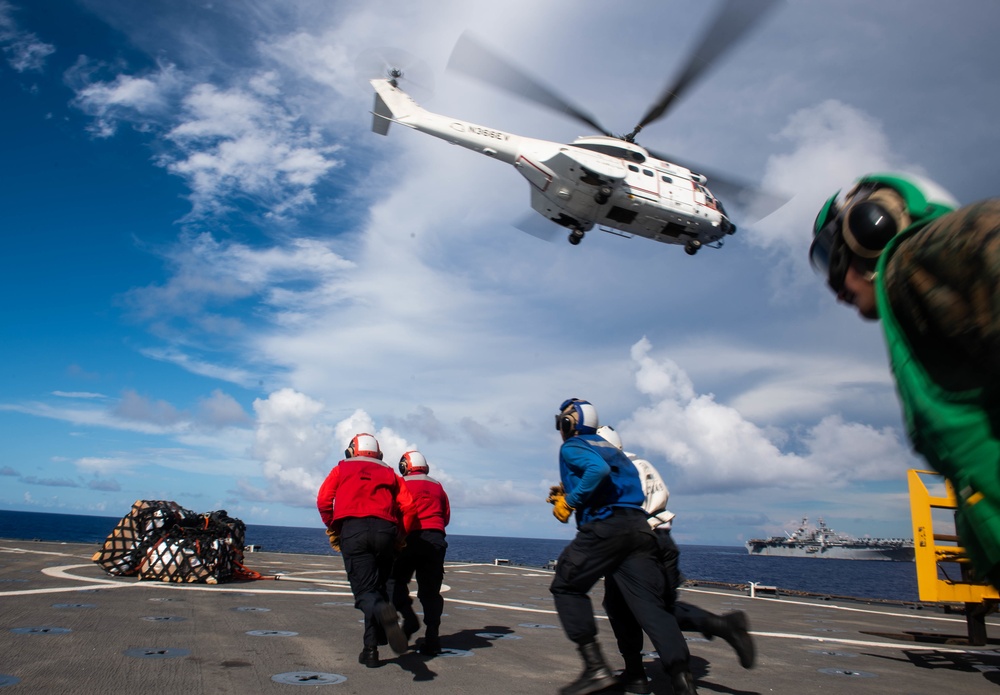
left=548, top=398, right=696, bottom=695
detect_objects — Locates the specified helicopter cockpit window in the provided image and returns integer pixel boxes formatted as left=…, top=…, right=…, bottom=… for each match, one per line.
left=573, top=142, right=646, bottom=164
left=627, top=164, right=640, bottom=172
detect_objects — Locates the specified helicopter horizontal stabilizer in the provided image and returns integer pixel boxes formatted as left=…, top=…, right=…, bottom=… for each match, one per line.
left=371, top=92, right=393, bottom=135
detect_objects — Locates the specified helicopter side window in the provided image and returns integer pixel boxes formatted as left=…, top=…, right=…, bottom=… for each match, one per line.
left=627, top=164, right=640, bottom=173
left=661, top=175, right=673, bottom=183
left=643, top=169, right=653, bottom=177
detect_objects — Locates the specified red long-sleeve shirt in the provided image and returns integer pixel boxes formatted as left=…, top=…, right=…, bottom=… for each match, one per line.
left=316, top=456, right=417, bottom=533
left=400, top=473, right=450, bottom=533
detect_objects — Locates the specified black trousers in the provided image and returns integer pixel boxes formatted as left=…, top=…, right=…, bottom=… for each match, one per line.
left=388, top=529, right=448, bottom=635
left=655, top=527, right=716, bottom=633
left=339, top=517, right=397, bottom=649
left=604, top=526, right=716, bottom=659
left=550, top=508, right=690, bottom=669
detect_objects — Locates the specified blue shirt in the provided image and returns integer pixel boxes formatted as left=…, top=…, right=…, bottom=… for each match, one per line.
left=559, top=434, right=645, bottom=526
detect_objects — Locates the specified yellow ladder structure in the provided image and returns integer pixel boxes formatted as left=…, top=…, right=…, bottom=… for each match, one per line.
left=908, top=469, right=999, bottom=644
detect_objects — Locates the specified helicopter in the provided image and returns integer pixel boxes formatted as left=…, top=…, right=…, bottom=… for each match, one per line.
left=368, top=0, right=785, bottom=255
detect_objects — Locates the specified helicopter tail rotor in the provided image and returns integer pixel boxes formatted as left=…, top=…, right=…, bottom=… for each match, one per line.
left=355, top=47, right=435, bottom=102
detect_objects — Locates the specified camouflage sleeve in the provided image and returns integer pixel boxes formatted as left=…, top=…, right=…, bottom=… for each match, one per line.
left=884, top=199, right=1000, bottom=390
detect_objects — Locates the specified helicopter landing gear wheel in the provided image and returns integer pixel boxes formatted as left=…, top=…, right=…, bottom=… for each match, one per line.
left=568, top=229, right=585, bottom=245
left=594, top=186, right=612, bottom=205
left=684, top=239, right=702, bottom=256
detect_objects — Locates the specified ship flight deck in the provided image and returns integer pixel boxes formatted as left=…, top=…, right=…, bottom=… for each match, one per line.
left=1, top=540, right=998, bottom=694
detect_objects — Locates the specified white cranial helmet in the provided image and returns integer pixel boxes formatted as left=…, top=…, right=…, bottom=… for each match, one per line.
left=596, top=425, right=623, bottom=450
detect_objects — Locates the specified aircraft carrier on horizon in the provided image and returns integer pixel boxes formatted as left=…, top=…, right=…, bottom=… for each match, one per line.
left=3, top=538, right=995, bottom=694
left=745, top=517, right=915, bottom=561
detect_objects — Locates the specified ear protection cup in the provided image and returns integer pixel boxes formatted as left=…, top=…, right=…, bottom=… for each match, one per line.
left=840, top=186, right=910, bottom=259
left=558, top=413, right=576, bottom=438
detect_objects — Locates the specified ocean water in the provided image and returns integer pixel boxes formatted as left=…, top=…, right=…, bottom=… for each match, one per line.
left=0, top=509, right=919, bottom=602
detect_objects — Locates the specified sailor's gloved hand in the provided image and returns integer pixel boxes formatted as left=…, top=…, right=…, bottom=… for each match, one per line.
left=551, top=496, right=573, bottom=523
left=325, top=528, right=341, bottom=552
left=547, top=484, right=573, bottom=523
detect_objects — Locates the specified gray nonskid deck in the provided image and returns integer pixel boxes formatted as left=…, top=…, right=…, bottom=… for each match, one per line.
left=2, top=541, right=998, bottom=693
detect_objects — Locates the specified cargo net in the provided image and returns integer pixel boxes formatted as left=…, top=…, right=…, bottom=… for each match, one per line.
left=92, top=500, right=252, bottom=584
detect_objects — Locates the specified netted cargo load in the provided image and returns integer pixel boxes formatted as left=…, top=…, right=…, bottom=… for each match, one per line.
left=93, top=501, right=248, bottom=584
left=91, top=500, right=196, bottom=576
left=137, top=510, right=246, bottom=584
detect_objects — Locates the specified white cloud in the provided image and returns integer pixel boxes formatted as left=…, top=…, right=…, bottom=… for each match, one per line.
left=619, top=338, right=916, bottom=495
left=69, top=60, right=184, bottom=136
left=0, top=1, right=55, bottom=72
left=52, top=391, right=106, bottom=399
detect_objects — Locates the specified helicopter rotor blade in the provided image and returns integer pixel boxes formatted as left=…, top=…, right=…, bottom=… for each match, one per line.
left=631, top=0, right=781, bottom=137
left=447, top=32, right=614, bottom=137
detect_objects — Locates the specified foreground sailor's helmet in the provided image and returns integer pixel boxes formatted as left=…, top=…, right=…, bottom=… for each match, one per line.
left=555, top=398, right=599, bottom=438
left=399, top=450, right=429, bottom=476
left=345, top=433, right=382, bottom=460
left=808, top=173, right=957, bottom=293
left=596, top=425, right=623, bottom=451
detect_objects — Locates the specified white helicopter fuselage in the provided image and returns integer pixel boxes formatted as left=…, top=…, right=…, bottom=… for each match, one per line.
left=371, top=78, right=734, bottom=250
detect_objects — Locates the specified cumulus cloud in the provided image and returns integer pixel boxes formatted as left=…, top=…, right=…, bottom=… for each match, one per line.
left=250, top=388, right=336, bottom=507
left=0, top=1, right=55, bottom=72
left=1, top=465, right=18, bottom=476
left=746, top=100, right=917, bottom=290
left=619, top=337, right=913, bottom=494
left=68, top=56, right=342, bottom=219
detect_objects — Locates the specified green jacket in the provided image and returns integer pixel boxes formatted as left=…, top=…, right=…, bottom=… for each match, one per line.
left=876, top=199, right=1000, bottom=584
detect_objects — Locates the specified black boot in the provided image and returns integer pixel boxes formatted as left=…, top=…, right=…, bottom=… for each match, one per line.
left=358, top=646, right=380, bottom=668
left=669, top=667, right=698, bottom=695
left=703, top=611, right=755, bottom=669
left=419, top=625, right=441, bottom=656
left=376, top=601, right=408, bottom=654
left=615, top=653, right=650, bottom=695
left=559, top=641, right=617, bottom=695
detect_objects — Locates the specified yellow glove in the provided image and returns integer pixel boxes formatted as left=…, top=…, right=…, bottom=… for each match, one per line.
left=325, top=528, right=341, bottom=552
left=552, top=496, right=573, bottom=523
left=547, top=484, right=573, bottom=523
left=546, top=483, right=565, bottom=504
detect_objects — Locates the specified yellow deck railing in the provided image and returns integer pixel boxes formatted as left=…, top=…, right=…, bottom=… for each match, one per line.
left=908, top=469, right=998, bottom=644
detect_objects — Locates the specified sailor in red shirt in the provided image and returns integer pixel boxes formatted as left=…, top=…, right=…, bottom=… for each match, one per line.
left=387, top=450, right=451, bottom=656
left=316, top=433, right=418, bottom=667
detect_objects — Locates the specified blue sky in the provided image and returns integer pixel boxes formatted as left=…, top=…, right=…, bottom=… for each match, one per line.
left=2, top=0, right=998, bottom=544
